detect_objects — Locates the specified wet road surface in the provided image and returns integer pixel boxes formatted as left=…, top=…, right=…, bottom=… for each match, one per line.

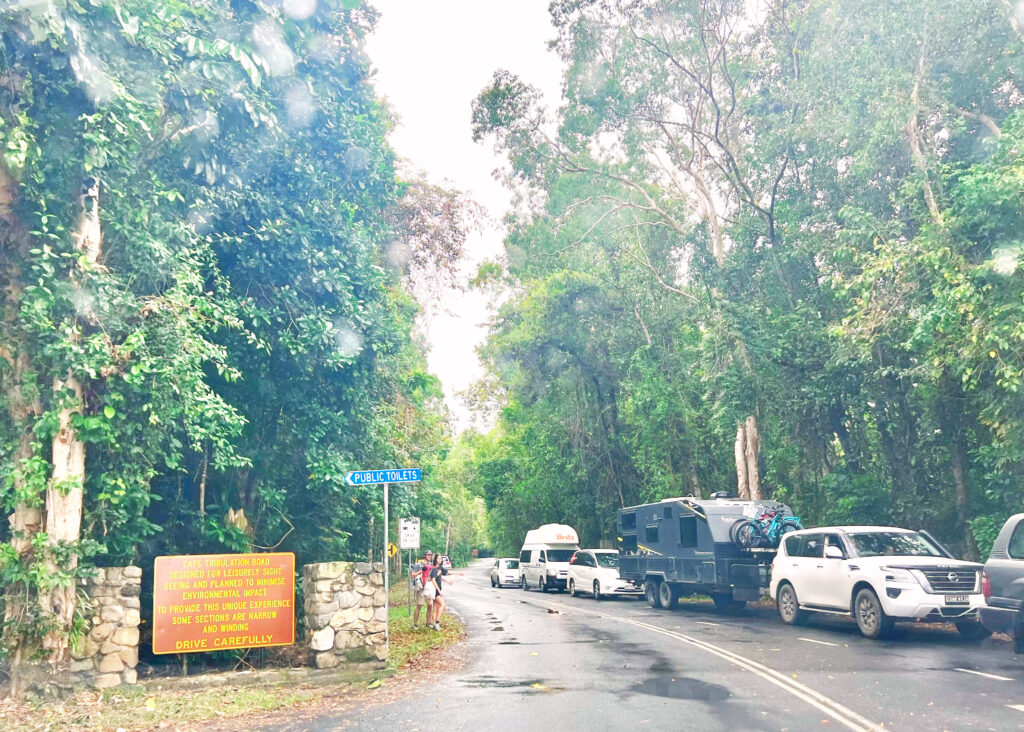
left=269, top=560, right=1024, bottom=731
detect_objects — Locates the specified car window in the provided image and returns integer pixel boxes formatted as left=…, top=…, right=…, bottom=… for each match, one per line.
left=505, top=559, right=519, bottom=569
left=1009, top=522, right=1024, bottom=559
left=548, top=549, right=575, bottom=562
left=783, top=534, right=801, bottom=557
left=798, top=534, right=824, bottom=558
left=848, top=531, right=942, bottom=558
left=520, top=550, right=529, bottom=563
left=595, top=553, right=619, bottom=568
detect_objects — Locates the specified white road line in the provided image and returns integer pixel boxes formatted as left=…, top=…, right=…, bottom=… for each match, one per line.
left=1006, top=704, right=1024, bottom=713
left=798, top=637, right=839, bottom=647
left=955, top=667, right=1014, bottom=682
left=530, top=598, right=883, bottom=732
left=695, top=621, right=721, bottom=626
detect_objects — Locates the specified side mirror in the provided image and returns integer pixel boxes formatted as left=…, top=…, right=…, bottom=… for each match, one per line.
left=824, top=545, right=845, bottom=560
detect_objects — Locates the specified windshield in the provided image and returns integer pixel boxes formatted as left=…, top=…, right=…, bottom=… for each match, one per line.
left=546, top=549, right=576, bottom=563
left=847, top=531, right=943, bottom=558
left=502, top=560, right=519, bottom=569
left=595, top=553, right=619, bottom=568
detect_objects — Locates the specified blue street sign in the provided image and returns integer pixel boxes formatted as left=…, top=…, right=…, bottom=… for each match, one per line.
left=345, top=468, right=421, bottom=486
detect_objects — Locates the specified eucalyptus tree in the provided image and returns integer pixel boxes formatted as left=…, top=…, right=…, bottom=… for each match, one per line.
left=470, top=0, right=1024, bottom=554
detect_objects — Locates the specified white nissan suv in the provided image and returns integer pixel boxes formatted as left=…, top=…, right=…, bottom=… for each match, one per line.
left=770, top=526, right=988, bottom=639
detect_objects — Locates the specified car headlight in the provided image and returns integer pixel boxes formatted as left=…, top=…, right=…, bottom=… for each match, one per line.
left=881, top=567, right=916, bottom=584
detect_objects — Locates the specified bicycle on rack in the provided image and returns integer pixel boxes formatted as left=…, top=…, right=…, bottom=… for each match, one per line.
left=730, top=508, right=803, bottom=549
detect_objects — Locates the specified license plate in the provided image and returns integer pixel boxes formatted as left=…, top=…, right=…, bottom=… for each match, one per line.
left=945, top=595, right=969, bottom=605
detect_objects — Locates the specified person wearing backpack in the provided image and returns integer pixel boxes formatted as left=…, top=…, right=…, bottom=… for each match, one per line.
left=410, top=550, right=436, bottom=629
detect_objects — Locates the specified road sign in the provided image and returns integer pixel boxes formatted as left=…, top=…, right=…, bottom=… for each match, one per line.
left=342, top=467, right=420, bottom=659
left=345, top=468, right=421, bottom=486
left=399, top=517, right=420, bottom=550
left=153, top=552, right=295, bottom=654
left=387, top=542, right=398, bottom=558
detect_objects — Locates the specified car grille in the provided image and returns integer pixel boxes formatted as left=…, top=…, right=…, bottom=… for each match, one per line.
left=920, top=569, right=978, bottom=593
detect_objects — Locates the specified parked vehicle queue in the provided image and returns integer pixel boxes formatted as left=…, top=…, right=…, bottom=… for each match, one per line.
left=495, top=500, right=1017, bottom=647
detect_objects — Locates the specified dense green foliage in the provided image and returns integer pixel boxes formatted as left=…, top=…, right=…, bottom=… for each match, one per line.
left=470, top=0, right=1024, bottom=558
left=0, top=0, right=480, bottom=663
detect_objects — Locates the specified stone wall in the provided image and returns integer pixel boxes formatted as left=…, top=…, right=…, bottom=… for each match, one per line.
left=303, top=561, right=387, bottom=669
left=70, top=566, right=142, bottom=689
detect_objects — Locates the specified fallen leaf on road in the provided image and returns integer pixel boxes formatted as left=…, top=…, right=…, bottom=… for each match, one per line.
left=530, top=652, right=539, bottom=656
left=531, top=683, right=546, bottom=690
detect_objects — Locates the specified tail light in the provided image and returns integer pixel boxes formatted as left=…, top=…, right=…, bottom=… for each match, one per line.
left=982, top=571, right=991, bottom=599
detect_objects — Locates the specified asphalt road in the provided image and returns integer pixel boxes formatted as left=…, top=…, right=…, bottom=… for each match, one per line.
left=273, top=560, right=1024, bottom=731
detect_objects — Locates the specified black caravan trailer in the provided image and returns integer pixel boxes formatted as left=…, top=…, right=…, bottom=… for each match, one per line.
left=618, top=494, right=793, bottom=611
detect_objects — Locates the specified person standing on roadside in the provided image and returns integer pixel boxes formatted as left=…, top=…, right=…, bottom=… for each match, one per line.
left=423, top=555, right=442, bottom=630
left=431, top=553, right=464, bottom=625
left=410, top=550, right=436, bottom=629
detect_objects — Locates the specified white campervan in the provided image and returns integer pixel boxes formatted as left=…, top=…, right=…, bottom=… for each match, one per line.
left=519, top=524, right=580, bottom=592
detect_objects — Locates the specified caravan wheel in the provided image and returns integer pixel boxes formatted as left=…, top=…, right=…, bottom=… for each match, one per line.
left=658, top=581, right=679, bottom=610
left=644, top=579, right=660, bottom=608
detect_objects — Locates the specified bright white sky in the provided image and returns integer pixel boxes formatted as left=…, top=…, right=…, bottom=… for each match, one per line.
left=364, top=1, right=564, bottom=432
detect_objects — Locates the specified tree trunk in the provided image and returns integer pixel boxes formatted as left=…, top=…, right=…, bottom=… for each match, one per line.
left=735, top=416, right=762, bottom=500
left=907, top=51, right=943, bottom=228
left=1, top=167, right=41, bottom=557
left=198, top=444, right=209, bottom=517
left=41, top=177, right=100, bottom=665
left=43, top=374, right=86, bottom=662
left=1, top=164, right=45, bottom=694
left=744, top=415, right=762, bottom=500
left=688, top=467, right=702, bottom=499
left=734, top=425, right=748, bottom=499
left=951, top=433, right=978, bottom=561
left=6, top=353, right=42, bottom=555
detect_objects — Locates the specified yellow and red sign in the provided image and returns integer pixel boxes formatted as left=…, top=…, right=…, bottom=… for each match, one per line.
left=153, top=552, right=295, bottom=655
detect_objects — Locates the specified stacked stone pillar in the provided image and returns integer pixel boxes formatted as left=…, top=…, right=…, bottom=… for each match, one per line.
left=70, top=566, right=142, bottom=688
left=303, top=561, right=387, bottom=668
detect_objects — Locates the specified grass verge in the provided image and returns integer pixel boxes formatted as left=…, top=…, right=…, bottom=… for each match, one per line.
left=0, top=581, right=465, bottom=730
left=0, top=681, right=341, bottom=731
left=386, top=582, right=465, bottom=671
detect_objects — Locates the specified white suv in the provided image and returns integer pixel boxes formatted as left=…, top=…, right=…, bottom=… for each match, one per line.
left=770, top=526, right=987, bottom=639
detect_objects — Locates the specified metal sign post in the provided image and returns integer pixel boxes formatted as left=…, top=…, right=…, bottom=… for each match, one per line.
left=345, top=469, right=421, bottom=658
left=399, top=517, right=421, bottom=619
